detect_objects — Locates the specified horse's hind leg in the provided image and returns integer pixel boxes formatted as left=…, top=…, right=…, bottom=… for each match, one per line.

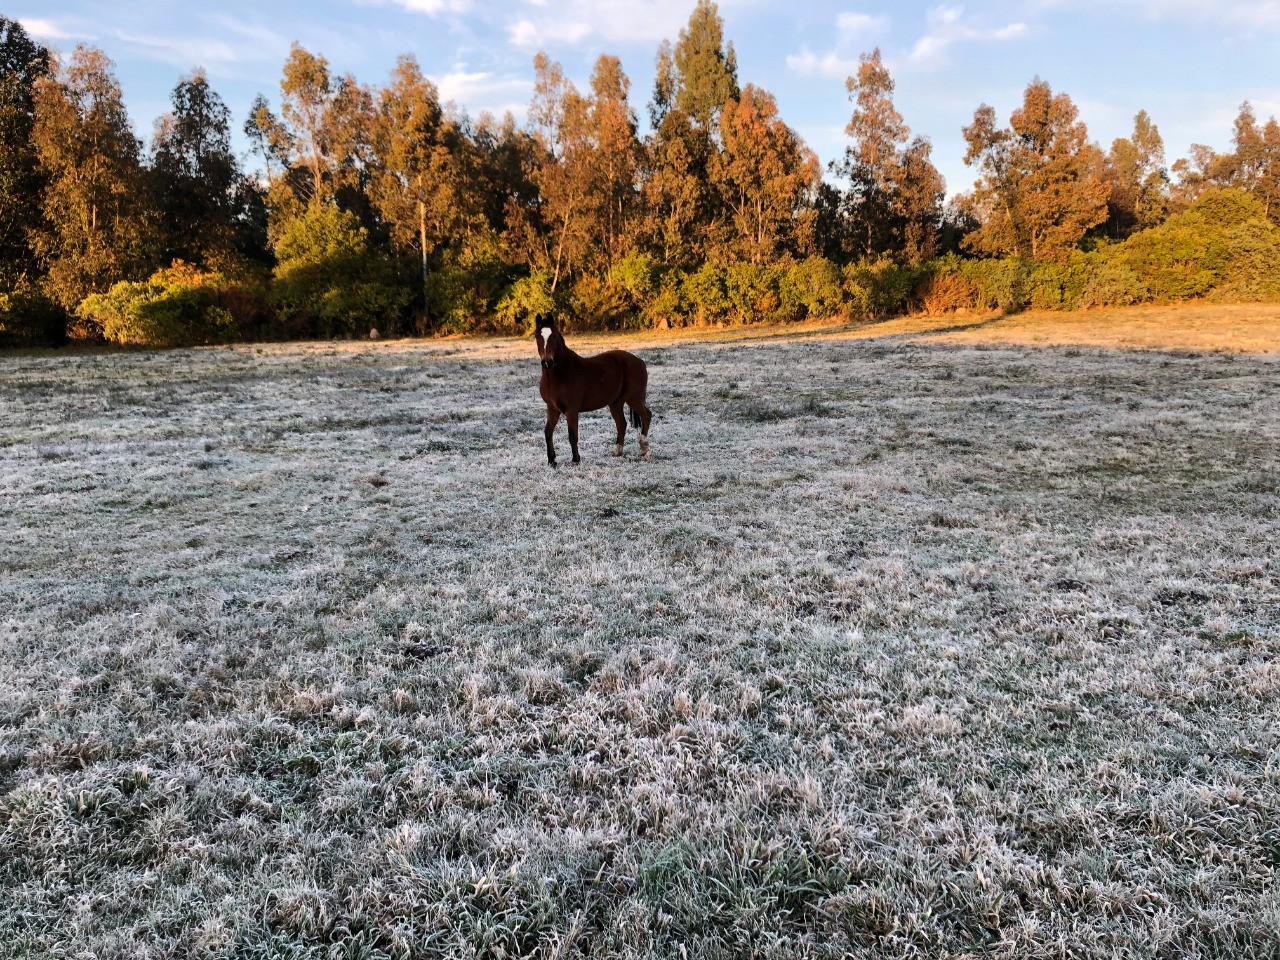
left=544, top=407, right=560, bottom=468
left=609, top=401, right=626, bottom=456
left=638, top=404, right=652, bottom=458
left=626, top=399, right=652, bottom=458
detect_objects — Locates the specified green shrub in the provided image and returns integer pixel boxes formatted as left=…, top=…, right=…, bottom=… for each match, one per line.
left=78, top=263, right=237, bottom=347
left=1215, top=220, right=1280, bottom=302
left=1026, top=255, right=1091, bottom=311
left=272, top=204, right=409, bottom=337
left=1077, top=257, right=1150, bottom=308
left=1178, top=187, right=1270, bottom=231
left=781, top=257, right=844, bottom=319
left=424, top=231, right=513, bottom=335
left=844, top=259, right=920, bottom=318
left=1122, top=221, right=1225, bottom=301
left=724, top=262, right=783, bottom=323
left=493, top=270, right=555, bottom=335
left=1118, top=188, right=1273, bottom=302
left=644, top=269, right=685, bottom=327
left=959, top=258, right=1029, bottom=312
left=569, top=274, right=633, bottom=330
left=682, top=263, right=731, bottom=323
left=0, top=282, right=65, bottom=347
left=612, top=252, right=658, bottom=304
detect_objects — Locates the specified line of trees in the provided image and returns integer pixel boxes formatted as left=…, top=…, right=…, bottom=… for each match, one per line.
left=3, top=4, right=1280, bottom=348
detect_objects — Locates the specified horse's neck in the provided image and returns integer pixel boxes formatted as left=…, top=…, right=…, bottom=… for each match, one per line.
left=558, top=345, right=586, bottom=370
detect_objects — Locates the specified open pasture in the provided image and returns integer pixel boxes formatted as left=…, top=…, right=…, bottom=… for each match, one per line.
left=1, top=316, right=1278, bottom=958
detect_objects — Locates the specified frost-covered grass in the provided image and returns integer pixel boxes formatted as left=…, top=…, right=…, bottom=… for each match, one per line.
left=1, top=324, right=1278, bottom=959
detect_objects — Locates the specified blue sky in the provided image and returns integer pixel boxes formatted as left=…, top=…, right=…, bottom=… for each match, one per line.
left=17, top=1, right=1280, bottom=194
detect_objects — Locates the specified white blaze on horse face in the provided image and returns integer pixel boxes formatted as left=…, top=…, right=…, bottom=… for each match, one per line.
left=540, top=327, right=552, bottom=355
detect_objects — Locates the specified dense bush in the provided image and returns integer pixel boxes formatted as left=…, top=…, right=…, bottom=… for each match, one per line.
left=682, top=264, right=732, bottom=324
left=77, top=263, right=238, bottom=347
left=21, top=188, right=1280, bottom=350
left=1216, top=220, right=1280, bottom=301
left=724, top=262, right=784, bottom=323
left=907, top=191, right=1280, bottom=315
left=568, top=274, right=634, bottom=330
left=1119, top=188, right=1273, bottom=302
left=428, top=236, right=514, bottom=335
left=272, top=204, right=409, bottom=338
left=844, top=259, right=920, bottom=318
left=1077, top=258, right=1149, bottom=308
left=914, top=263, right=980, bottom=315
left=1025, top=256, right=1092, bottom=311
left=0, top=283, right=65, bottom=347
left=645, top=270, right=685, bottom=327
left=780, top=257, right=844, bottom=319
left=493, top=270, right=555, bottom=334
left=612, top=252, right=658, bottom=304
left=957, top=258, right=1029, bottom=312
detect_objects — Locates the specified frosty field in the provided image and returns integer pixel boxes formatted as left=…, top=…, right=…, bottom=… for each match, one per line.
left=1, top=316, right=1278, bottom=959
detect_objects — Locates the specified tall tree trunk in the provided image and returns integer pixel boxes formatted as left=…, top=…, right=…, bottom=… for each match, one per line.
left=418, top=195, right=428, bottom=284
left=551, top=201, right=574, bottom=293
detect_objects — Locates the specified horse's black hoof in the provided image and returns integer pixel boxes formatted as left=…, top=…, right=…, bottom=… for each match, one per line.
left=549, top=460, right=557, bottom=469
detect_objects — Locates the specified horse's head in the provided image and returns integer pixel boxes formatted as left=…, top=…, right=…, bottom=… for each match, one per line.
left=535, top=320, right=563, bottom=371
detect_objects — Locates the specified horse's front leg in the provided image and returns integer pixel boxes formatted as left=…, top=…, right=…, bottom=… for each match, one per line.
left=566, top=410, right=581, bottom=464
left=544, top=407, right=561, bottom=468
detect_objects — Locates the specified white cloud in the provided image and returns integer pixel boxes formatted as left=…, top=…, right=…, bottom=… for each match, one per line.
left=111, top=30, right=246, bottom=69
left=786, top=48, right=861, bottom=79
left=384, top=0, right=472, bottom=13
left=18, top=18, right=85, bottom=41
left=432, top=69, right=530, bottom=115
left=97, top=15, right=291, bottom=75
left=1075, top=0, right=1280, bottom=28
left=908, top=5, right=1027, bottom=68
left=786, top=10, right=889, bottom=79
left=836, top=12, right=891, bottom=39
left=508, top=18, right=593, bottom=48
left=504, top=0, right=702, bottom=49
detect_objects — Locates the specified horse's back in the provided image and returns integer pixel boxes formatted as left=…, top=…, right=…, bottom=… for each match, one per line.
left=578, top=349, right=647, bottom=410
left=598, top=349, right=646, bottom=388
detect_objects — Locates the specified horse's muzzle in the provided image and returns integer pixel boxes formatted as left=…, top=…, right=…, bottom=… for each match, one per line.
left=541, top=359, right=556, bottom=371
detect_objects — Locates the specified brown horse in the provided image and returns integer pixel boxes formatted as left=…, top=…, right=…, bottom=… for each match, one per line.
left=535, top=318, right=652, bottom=468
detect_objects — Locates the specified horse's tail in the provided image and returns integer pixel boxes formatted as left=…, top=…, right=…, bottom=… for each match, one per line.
left=629, top=407, right=642, bottom=429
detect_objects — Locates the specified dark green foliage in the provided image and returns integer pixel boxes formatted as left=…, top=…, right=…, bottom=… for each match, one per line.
left=911, top=189, right=1280, bottom=314
left=0, top=18, right=49, bottom=287
left=724, top=261, right=783, bottom=322
left=271, top=204, right=409, bottom=337
left=1025, top=256, right=1091, bottom=311
left=427, top=235, right=516, bottom=334
left=1121, top=188, right=1275, bottom=301
left=1217, top=219, right=1280, bottom=301
left=1077, top=258, right=1149, bottom=308
left=781, top=256, right=844, bottom=319
left=0, top=280, right=63, bottom=346
left=77, top=263, right=237, bottom=347
left=682, top=262, right=731, bottom=323
left=151, top=71, right=265, bottom=270
left=844, top=258, right=921, bottom=318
